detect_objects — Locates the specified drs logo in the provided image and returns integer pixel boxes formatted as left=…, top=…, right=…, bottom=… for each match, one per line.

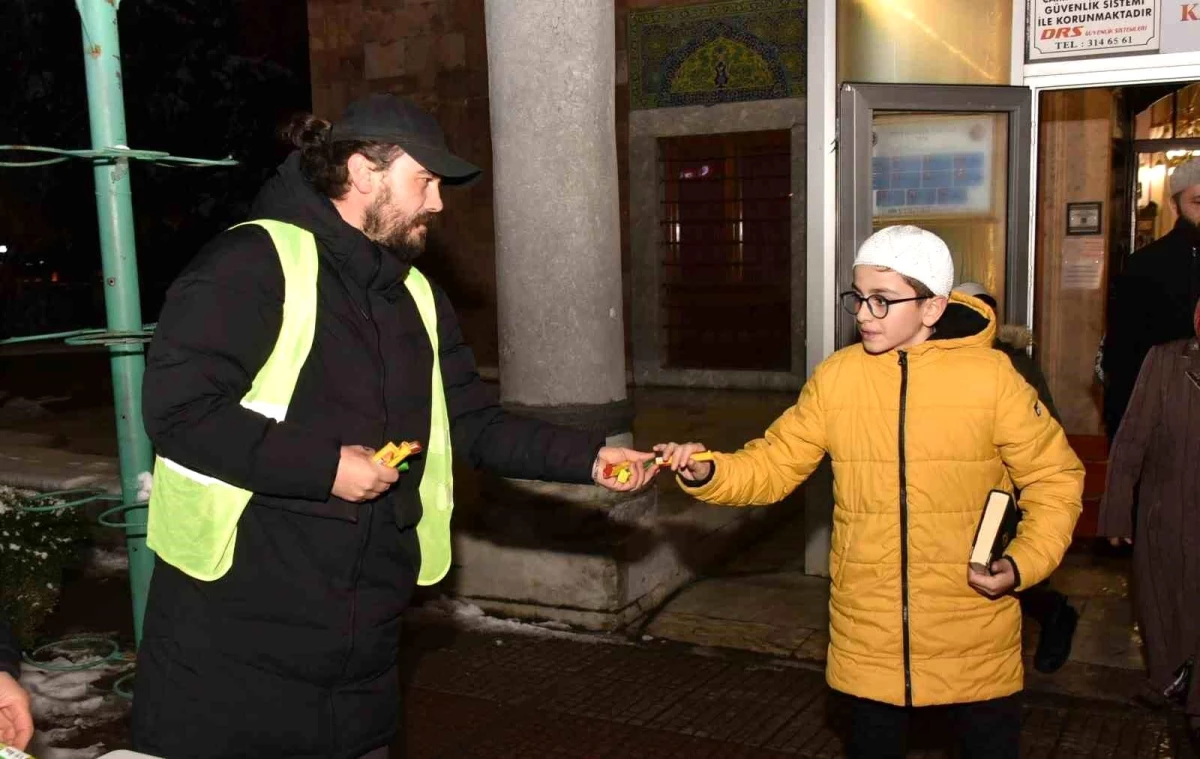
left=1041, top=26, right=1084, bottom=39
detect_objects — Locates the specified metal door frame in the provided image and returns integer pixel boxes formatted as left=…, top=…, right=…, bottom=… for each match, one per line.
left=836, top=83, right=1033, bottom=347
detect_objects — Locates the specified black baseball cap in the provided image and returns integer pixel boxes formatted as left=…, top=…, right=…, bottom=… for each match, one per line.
left=329, top=94, right=481, bottom=185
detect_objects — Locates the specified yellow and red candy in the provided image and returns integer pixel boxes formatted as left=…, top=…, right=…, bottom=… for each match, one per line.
left=602, top=451, right=715, bottom=484
left=373, top=440, right=423, bottom=472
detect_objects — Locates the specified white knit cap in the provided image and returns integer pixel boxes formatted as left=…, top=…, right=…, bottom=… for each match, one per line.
left=853, top=225, right=955, bottom=297
left=1169, top=157, right=1200, bottom=195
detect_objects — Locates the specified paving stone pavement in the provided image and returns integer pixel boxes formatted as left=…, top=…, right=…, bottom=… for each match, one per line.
left=397, top=621, right=1198, bottom=759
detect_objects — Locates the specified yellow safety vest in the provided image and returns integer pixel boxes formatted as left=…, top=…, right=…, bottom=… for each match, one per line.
left=146, top=219, right=455, bottom=585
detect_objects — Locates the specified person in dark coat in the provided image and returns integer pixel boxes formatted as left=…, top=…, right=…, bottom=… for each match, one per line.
left=133, top=94, right=655, bottom=759
left=1100, top=297, right=1200, bottom=745
left=951, top=284, right=1079, bottom=675
left=0, top=620, right=32, bottom=751
left=1102, top=157, right=1200, bottom=441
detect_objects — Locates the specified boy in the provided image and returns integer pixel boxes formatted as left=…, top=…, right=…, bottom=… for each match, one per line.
left=658, top=226, right=1083, bottom=758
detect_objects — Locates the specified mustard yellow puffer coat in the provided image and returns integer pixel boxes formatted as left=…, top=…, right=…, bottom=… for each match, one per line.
left=685, top=295, right=1084, bottom=707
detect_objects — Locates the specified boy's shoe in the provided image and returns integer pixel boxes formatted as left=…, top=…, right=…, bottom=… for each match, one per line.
left=1033, top=600, right=1079, bottom=674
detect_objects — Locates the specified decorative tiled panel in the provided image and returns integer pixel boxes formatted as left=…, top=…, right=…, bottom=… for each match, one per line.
left=628, top=0, right=805, bottom=111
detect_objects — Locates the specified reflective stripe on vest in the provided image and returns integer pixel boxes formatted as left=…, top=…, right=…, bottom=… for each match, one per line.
left=147, top=220, right=455, bottom=585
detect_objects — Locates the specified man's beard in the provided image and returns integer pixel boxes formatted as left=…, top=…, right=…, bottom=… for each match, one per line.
left=1178, top=212, right=1200, bottom=235
left=362, top=186, right=433, bottom=264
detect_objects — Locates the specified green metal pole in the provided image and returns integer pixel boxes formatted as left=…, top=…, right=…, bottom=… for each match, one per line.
left=76, top=0, right=154, bottom=647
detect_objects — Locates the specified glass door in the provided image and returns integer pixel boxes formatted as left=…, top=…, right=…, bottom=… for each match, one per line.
left=836, top=84, right=1032, bottom=347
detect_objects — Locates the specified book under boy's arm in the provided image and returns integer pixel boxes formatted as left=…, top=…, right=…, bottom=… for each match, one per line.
left=681, top=364, right=829, bottom=507
left=992, top=358, right=1085, bottom=590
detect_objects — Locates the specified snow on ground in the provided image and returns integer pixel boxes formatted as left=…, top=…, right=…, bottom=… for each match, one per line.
left=0, top=395, right=66, bottom=423
left=29, top=743, right=108, bottom=759
left=20, top=652, right=131, bottom=759
left=11, top=598, right=624, bottom=757
left=80, top=547, right=129, bottom=579
left=406, top=596, right=630, bottom=646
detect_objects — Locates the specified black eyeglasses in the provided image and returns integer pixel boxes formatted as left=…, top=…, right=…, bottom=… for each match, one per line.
left=839, top=291, right=928, bottom=319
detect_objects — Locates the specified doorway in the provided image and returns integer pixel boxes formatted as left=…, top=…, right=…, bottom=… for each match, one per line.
left=837, top=83, right=1032, bottom=348
left=1033, top=80, right=1200, bottom=535
left=836, top=79, right=1200, bottom=537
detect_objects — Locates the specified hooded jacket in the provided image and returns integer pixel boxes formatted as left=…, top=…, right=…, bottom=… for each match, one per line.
left=134, top=153, right=604, bottom=759
left=684, top=294, right=1084, bottom=707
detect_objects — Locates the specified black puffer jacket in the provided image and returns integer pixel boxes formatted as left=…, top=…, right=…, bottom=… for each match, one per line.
left=133, top=153, right=603, bottom=759
left=1103, top=219, right=1200, bottom=438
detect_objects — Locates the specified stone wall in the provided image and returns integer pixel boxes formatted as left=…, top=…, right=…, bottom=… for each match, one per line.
left=306, top=0, right=737, bottom=370
left=307, top=0, right=499, bottom=365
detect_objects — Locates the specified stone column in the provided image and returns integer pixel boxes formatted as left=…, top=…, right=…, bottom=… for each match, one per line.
left=484, top=0, right=630, bottom=444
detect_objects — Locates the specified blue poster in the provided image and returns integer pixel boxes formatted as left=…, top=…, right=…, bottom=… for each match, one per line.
left=871, top=115, right=998, bottom=218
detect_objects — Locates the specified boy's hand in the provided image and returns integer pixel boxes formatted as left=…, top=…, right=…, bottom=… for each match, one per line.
left=967, top=558, right=1018, bottom=598
left=653, top=442, right=712, bottom=482
left=593, top=447, right=657, bottom=492
left=0, top=671, right=33, bottom=751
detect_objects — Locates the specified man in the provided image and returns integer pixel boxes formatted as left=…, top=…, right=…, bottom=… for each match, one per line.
left=952, top=283, right=1079, bottom=676
left=1102, top=157, right=1200, bottom=440
left=0, top=620, right=33, bottom=752
left=134, top=94, right=653, bottom=759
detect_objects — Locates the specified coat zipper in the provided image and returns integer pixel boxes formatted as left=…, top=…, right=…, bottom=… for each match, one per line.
left=897, top=350, right=913, bottom=707
left=330, top=498, right=372, bottom=749
left=334, top=262, right=386, bottom=694
left=336, top=259, right=389, bottom=439
left=366, top=275, right=389, bottom=448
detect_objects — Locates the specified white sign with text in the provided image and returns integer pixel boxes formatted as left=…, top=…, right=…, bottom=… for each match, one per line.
left=1029, top=0, right=1159, bottom=61
left=1161, top=1, right=1200, bottom=52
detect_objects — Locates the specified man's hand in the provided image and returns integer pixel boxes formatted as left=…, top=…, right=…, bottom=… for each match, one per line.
left=0, top=671, right=33, bottom=751
left=968, top=558, right=1018, bottom=598
left=592, top=447, right=657, bottom=492
left=1108, top=536, right=1132, bottom=548
left=331, top=445, right=400, bottom=502
left=653, top=442, right=712, bottom=482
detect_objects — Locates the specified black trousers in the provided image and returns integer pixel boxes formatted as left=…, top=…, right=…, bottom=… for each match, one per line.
left=847, top=694, right=1021, bottom=759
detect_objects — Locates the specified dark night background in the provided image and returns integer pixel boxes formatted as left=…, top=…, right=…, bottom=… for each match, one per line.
left=0, top=0, right=311, bottom=338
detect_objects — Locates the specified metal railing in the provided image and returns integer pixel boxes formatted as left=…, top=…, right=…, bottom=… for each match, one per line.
left=1, top=0, right=237, bottom=693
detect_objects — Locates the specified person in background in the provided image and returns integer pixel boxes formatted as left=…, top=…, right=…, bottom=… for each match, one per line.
left=952, top=282, right=1079, bottom=675
left=0, top=619, right=33, bottom=751
left=1102, top=156, right=1200, bottom=442
left=1099, top=297, right=1200, bottom=749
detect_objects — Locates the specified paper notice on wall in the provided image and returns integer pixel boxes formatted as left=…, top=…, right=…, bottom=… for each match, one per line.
left=1061, top=236, right=1106, bottom=290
